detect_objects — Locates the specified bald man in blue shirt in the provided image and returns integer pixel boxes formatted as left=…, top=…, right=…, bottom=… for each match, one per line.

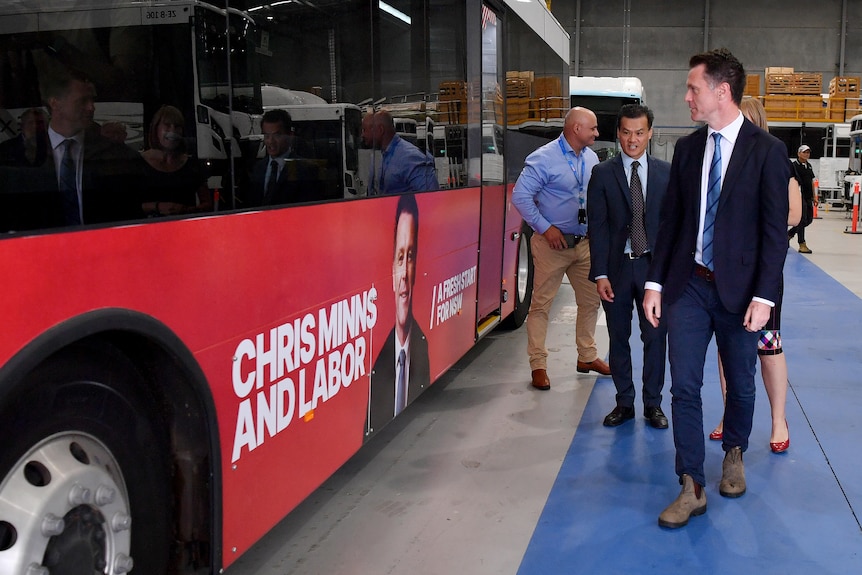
left=512, top=107, right=611, bottom=391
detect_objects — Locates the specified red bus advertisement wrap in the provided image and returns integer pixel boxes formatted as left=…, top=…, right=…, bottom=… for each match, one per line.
left=208, top=191, right=483, bottom=555
left=0, top=0, right=569, bottom=572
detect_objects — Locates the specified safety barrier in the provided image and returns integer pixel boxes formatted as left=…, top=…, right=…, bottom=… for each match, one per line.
left=844, top=180, right=862, bottom=234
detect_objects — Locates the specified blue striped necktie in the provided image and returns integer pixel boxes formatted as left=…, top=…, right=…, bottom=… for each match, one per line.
left=702, top=132, right=722, bottom=270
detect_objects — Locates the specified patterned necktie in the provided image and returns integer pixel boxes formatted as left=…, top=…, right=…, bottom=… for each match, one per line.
left=629, top=160, right=648, bottom=256
left=59, top=139, right=81, bottom=225
left=265, top=159, right=278, bottom=204
left=702, top=132, right=722, bottom=271
left=395, top=349, right=407, bottom=415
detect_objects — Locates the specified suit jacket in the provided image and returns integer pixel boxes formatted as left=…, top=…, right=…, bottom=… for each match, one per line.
left=0, top=134, right=48, bottom=167
left=647, top=119, right=790, bottom=313
left=588, top=154, right=670, bottom=284
left=0, top=131, right=144, bottom=232
left=368, top=319, right=431, bottom=433
left=248, top=155, right=323, bottom=207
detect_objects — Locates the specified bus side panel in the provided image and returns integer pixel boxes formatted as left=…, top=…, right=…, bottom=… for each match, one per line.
left=204, top=189, right=482, bottom=564
left=418, top=189, right=482, bottom=382
left=476, top=184, right=505, bottom=322
left=0, top=188, right=484, bottom=568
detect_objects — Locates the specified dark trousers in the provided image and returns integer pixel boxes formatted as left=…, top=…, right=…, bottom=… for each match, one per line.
left=602, top=255, right=667, bottom=409
left=788, top=200, right=813, bottom=243
left=665, top=273, right=759, bottom=487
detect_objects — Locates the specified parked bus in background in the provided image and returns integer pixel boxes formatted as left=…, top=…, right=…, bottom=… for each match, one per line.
left=569, top=76, right=645, bottom=160
left=0, top=0, right=568, bottom=573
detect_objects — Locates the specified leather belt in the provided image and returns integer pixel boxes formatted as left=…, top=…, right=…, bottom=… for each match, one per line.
left=627, top=251, right=650, bottom=260
left=693, top=263, right=715, bottom=282
left=562, top=233, right=585, bottom=248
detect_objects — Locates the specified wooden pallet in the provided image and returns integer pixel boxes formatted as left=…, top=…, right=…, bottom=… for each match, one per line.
left=766, top=73, right=822, bottom=95
left=439, top=81, right=467, bottom=101
left=829, top=76, right=861, bottom=97
left=744, top=74, right=761, bottom=97
left=763, top=95, right=826, bottom=120
left=534, top=76, right=563, bottom=98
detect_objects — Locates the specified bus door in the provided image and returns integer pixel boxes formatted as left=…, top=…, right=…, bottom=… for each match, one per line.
left=475, top=3, right=505, bottom=335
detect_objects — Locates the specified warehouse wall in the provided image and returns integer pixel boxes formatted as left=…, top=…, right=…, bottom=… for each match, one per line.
left=550, top=0, right=862, bottom=151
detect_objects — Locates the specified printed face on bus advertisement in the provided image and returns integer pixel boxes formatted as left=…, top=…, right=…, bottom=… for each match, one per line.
left=50, top=79, right=96, bottom=137
left=392, top=210, right=417, bottom=341
left=262, top=120, right=291, bottom=157
left=617, top=115, right=652, bottom=160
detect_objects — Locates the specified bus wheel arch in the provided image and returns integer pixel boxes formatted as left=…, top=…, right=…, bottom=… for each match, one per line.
left=0, top=320, right=219, bottom=574
left=502, top=222, right=534, bottom=329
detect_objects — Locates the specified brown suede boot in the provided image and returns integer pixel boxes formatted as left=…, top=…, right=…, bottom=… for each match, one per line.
left=719, top=446, right=746, bottom=498
left=658, top=474, right=707, bottom=528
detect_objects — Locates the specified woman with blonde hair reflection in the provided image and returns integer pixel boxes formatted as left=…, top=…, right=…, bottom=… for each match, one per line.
left=710, top=96, right=801, bottom=453
left=141, top=105, right=212, bottom=216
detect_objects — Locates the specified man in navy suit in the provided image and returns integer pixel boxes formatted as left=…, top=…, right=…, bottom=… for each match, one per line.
left=588, top=104, right=670, bottom=430
left=643, top=49, right=790, bottom=528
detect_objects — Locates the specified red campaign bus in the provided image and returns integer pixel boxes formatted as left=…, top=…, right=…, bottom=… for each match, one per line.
left=0, top=0, right=568, bottom=572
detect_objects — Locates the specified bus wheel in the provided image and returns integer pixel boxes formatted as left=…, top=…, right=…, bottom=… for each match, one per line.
left=502, top=223, right=534, bottom=329
left=0, top=342, right=171, bottom=575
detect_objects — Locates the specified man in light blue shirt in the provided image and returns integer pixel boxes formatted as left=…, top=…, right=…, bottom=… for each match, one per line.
left=512, top=106, right=611, bottom=391
left=370, top=111, right=438, bottom=195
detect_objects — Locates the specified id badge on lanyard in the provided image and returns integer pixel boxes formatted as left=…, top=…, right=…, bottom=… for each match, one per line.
left=559, top=138, right=587, bottom=224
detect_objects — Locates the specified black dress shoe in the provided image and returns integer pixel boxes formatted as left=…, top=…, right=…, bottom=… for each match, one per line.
left=644, top=406, right=669, bottom=429
left=603, top=405, right=635, bottom=427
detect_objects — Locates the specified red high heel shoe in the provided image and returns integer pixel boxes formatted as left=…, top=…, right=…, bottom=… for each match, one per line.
left=770, top=420, right=790, bottom=453
left=709, top=427, right=723, bottom=441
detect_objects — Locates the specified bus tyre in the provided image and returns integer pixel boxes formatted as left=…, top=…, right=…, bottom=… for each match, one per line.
left=0, top=342, right=171, bottom=575
left=502, top=223, right=533, bottom=329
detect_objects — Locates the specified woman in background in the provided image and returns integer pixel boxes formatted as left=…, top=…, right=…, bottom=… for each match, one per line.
left=141, top=105, right=212, bottom=216
left=710, top=96, right=801, bottom=453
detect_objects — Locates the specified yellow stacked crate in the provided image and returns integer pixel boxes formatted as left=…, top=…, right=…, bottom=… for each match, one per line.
left=439, top=81, right=467, bottom=125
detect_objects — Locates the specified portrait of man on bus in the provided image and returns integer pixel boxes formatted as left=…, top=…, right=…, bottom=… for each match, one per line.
left=368, top=193, right=431, bottom=433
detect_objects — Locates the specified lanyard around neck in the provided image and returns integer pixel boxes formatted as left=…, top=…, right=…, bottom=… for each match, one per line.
left=559, top=137, right=585, bottom=193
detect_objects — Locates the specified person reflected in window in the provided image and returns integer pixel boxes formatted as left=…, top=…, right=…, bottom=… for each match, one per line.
left=0, top=108, right=49, bottom=167
left=368, top=110, right=438, bottom=195
left=140, top=105, right=212, bottom=216
left=13, top=67, right=144, bottom=230
left=248, top=108, right=321, bottom=206
left=100, top=121, right=129, bottom=145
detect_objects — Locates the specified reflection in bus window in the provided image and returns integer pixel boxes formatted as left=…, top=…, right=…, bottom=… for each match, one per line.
left=141, top=105, right=213, bottom=216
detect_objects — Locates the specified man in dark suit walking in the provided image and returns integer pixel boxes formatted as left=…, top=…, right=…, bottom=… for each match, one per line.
left=369, top=194, right=431, bottom=434
left=588, top=104, right=670, bottom=430
left=643, top=48, right=790, bottom=528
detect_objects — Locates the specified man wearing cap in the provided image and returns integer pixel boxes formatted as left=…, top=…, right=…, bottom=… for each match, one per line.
left=788, top=144, right=815, bottom=253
